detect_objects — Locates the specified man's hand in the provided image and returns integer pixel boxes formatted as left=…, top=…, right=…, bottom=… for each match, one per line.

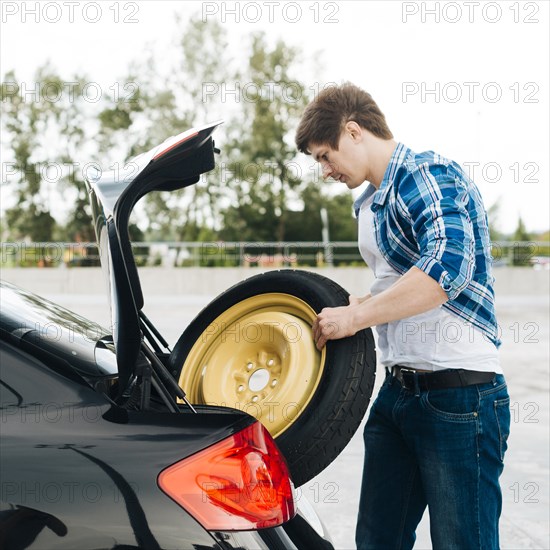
left=312, top=294, right=371, bottom=350
left=312, top=304, right=358, bottom=350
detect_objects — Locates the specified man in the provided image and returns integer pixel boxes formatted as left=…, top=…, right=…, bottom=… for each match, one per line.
left=295, top=82, right=510, bottom=550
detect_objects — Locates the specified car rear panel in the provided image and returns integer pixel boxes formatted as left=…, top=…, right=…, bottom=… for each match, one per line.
left=0, top=340, right=248, bottom=548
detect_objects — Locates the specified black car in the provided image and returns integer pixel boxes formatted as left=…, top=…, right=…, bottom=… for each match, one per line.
left=0, top=122, right=376, bottom=549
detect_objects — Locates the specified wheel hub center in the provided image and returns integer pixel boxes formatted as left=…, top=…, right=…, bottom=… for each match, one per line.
left=248, top=368, right=270, bottom=392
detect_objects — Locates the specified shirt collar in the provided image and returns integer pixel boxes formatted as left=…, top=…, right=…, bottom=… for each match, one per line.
left=353, top=142, right=412, bottom=217
left=353, top=184, right=376, bottom=218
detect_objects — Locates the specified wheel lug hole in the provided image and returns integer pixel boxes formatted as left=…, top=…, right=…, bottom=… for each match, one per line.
left=246, top=362, right=254, bottom=370
left=267, top=359, right=274, bottom=367
left=271, top=379, right=278, bottom=387
left=237, top=385, right=245, bottom=393
left=251, top=395, right=259, bottom=403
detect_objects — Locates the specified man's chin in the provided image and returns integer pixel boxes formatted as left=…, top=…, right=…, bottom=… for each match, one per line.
left=339, top=176, right=350, bottom=187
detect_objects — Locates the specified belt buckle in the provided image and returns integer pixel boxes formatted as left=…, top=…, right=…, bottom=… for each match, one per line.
left=395, top=367, right=416, bottom=390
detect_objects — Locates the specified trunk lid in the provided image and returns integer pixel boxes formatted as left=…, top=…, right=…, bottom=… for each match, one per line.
left=84, top=122, right=222, bottom=393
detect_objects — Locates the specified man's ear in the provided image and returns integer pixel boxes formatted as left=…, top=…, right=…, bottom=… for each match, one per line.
left=344, top=121, right=363, bottom=142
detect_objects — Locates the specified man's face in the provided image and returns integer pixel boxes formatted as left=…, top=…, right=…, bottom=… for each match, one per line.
left=308, top=132, right=368, bottom=190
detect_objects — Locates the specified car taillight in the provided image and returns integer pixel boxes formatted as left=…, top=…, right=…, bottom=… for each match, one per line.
left=157, top=421, right=296, bottom=531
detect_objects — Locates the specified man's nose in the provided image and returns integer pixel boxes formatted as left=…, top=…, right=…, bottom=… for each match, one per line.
left=321, top=161, right=333, bottom=179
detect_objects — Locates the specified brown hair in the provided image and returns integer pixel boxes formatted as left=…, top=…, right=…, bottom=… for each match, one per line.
left=295, top=82, right=393, bottom=154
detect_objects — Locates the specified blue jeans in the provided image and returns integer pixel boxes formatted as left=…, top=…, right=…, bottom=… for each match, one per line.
left=355, top=370, right=510, bottom=550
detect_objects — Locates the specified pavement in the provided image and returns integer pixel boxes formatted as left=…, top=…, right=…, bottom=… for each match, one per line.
left=6, top=285, right=549, bottom=550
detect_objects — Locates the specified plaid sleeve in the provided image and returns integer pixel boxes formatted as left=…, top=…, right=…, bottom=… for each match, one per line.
left=400, top=162, right=476, bottom=300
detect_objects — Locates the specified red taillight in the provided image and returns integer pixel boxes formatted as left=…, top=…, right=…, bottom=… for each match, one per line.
left=157, top=421, right=296, bottom=531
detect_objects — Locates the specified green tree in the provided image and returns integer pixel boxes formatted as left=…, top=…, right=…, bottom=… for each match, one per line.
left=96, top=16, right=235, bottom=245
left=219, top=33, right=309, bottom=243
left=1, top=67, right=61, bottom=241
left=512, top=216, right=534, bottom=266
left=284, top=182, right=357, bottom=242
left=1, top=67, right=101, bottom=245
left=1, top=13, right=352, bottom=266
left=486, top=199, right=505, bottom=242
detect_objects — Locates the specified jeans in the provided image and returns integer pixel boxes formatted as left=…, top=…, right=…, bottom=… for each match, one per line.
left=355, top=370, right=510, bottom=550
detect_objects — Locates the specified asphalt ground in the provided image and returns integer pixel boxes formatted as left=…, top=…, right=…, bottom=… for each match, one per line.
left=9, top=288, right=550, bottom=550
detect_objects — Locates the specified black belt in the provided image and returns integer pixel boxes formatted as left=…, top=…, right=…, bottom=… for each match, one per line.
left=391, top=366, right=496, bottom=391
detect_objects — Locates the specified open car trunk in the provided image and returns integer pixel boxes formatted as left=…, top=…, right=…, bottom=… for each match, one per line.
left=85, top=121, right=222, bottom=409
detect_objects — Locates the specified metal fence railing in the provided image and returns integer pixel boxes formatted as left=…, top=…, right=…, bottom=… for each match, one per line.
left=1, top=241, right=549, bottom=268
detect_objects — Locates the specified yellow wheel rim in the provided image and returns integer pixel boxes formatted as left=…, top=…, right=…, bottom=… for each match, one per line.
left=178, top=293, right=325, bottom=437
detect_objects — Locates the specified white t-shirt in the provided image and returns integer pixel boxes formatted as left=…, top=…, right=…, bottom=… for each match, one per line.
left=358, top=195, right=501, bottom=373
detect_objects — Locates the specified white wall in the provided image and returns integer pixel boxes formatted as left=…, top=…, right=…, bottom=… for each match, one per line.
left=2, top=266, right=548, bottom=297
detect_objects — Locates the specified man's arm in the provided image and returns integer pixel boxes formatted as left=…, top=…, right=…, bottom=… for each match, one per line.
left=312, top=267, right=447, bottom=350
left=348, top=293, right=371, bottom=306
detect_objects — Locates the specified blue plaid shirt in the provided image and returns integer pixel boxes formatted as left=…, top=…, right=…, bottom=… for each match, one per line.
left=354, top=142, right=500, bottom=348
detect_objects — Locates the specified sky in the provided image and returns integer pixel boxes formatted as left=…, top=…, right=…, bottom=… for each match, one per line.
left=1, top=0, right=549, bottom=234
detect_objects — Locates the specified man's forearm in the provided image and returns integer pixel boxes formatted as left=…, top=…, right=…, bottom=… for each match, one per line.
left=313, top=267, right=448, bottom=349
left=351, top=266, right=448, bottom=329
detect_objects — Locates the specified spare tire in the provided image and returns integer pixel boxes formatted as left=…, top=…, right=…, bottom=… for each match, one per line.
left=169, top=269, right=376, bottom=486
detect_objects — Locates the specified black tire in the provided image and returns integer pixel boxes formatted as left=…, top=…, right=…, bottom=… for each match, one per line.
left=169, top=269, right=376, bottom=486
